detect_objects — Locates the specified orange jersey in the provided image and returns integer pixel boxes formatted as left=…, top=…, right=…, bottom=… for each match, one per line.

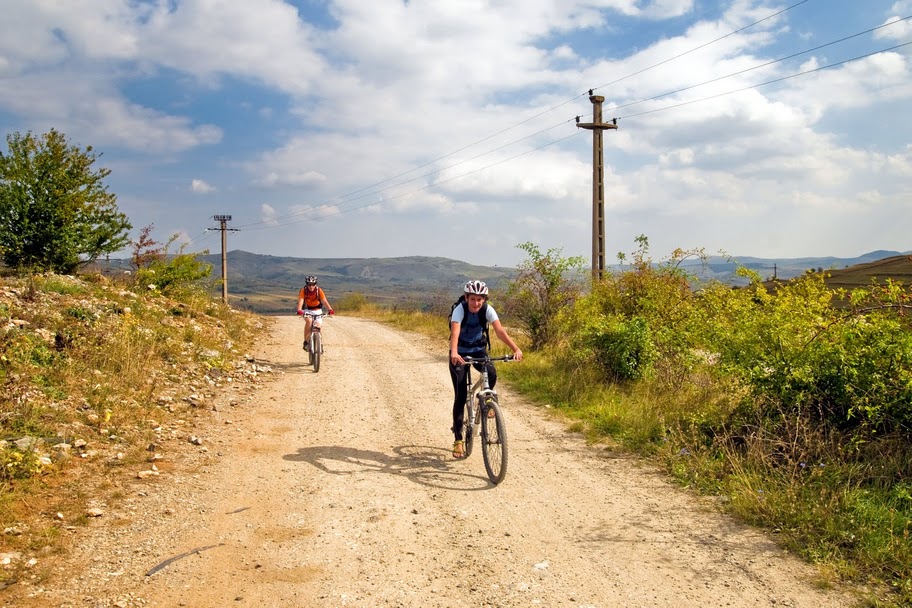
left=298, top=286, right=325, bottom=309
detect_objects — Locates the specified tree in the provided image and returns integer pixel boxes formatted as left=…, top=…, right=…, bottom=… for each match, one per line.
left=130, top=224, right=168, bottom=270
left=0, top=129, right=132, bottom=274
left=502, top=242, right=587, bottom=350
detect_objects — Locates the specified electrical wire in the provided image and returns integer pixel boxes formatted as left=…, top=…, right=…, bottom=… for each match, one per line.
left=609, top=15, right=912, bottom=117
left=229, top=0, right=816, bottom=233
left=233, top=35, right=910, bottom=235
left=247, top=130, right=588, bottom=229
left=236, top=116, right=578, bottom=230
left=620, top=40, right=912, bottom=121
left=590, top=0, right=814, bottom=93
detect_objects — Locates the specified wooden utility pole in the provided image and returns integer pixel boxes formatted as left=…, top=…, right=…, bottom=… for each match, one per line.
left=576, top=94, right=618, bottom=281
left=209, top=215, right=237, bottom=304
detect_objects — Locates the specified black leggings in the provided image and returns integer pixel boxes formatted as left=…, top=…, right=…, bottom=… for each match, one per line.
left=449, top=359, right=497, bottom=440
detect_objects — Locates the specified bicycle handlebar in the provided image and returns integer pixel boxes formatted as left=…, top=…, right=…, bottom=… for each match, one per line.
left=462, top=354, right=515, bottom=364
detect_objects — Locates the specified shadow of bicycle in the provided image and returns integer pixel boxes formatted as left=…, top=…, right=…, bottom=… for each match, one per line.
left=251, top=355, right=329, bottom=375
left=282, top=444, right=495, bottom=491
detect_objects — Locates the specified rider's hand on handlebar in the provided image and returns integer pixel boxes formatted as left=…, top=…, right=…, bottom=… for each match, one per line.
left=329, top=309, right=335, bottom=315
left=296, top=309, right=304, bottom=315
left=512, top=349, right=523, bottom=362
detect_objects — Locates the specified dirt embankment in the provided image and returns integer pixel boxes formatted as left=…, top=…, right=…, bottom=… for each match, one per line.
left=3, top=315, right=859, bottom=608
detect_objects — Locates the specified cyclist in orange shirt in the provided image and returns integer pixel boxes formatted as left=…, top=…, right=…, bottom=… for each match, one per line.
left=296, top=275, right=334, bottom=351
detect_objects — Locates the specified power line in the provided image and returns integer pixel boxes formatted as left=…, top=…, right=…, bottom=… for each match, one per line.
left=609, top=15, right=912, bottom=117
left=237, top=117, right=577, bottom=230
left=620, top=40, right=912, bottom=121
left=590, top=0, right=814, bottom=93
left=210, top=1, right=909, bottom=243
left=231, top=1, right=813, bottom=233
left=245, top=130, right=587, bottom=229
left=254, top=36, right=912, bottom=233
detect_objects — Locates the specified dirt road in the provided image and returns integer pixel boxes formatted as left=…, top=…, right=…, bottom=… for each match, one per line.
left=9, top=315, right=858, bottom=607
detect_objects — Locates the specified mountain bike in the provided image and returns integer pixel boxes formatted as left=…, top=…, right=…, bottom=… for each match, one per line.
left=299, top=311, right=329, bottom=372
left=462, top=354, right=513, bottom=485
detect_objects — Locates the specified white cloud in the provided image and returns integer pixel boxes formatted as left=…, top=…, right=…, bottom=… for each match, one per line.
left=260, top=204, right=278, bottom=225
left=191, top=179, right=216, bottom=193
left=876, top=15, right=912, bottom=40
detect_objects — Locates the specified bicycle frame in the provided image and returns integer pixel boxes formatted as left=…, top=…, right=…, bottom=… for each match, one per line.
left=461, top=354, right=513, bottom=484
left=465, top=360, right=495, bottom=428
left=463, top=355, right=512, bottom=420
left=301, top=311, right=328, bottom=371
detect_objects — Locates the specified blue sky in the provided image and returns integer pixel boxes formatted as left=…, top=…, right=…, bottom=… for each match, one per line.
left=1, top=0, right=910, bottom=268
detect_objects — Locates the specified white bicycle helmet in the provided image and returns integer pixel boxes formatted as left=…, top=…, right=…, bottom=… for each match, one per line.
left=463, top=280, right=488, bottom=296
left=305, top=275, right=318, bottom=285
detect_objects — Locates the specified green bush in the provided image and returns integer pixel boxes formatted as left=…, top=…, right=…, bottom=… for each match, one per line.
left=577, top=314, right=657, bottom=381
left=337, top=292, right=369, bottom=312
left=562, top=236, right=701, bottom=386
left=698, top=273, right=912, bottom=439
left=134, top=252, right=213, bottom=297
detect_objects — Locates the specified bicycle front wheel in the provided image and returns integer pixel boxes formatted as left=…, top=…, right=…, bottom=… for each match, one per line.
left=481, top=397, right=507, bottom=484
left=312, top=332, right=322, bottom=372
left=463, top=401, right=475, bottom=458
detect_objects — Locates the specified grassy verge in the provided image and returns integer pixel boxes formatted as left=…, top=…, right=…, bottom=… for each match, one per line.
left=0, top=272, right=266, bottom=589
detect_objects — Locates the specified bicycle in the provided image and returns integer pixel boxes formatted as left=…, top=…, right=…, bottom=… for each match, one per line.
left=462, top=354, right=513, bottom=485
left=299, top=310, right=329, bottom=372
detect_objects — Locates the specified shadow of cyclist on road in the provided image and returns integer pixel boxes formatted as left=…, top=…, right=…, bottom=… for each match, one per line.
left=282, top=444, right=494, bottom=491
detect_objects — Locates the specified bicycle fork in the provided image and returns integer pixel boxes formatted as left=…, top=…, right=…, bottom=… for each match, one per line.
left=309, top=327, right=322, bottom=353
left=472, top=389, right=496, bottom=425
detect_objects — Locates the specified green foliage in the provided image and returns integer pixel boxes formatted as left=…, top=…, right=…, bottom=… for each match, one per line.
left=0, top=130, right=132, bottom=274
left=336, top=292, right=369, bottom=312
left=0, top=446, right=42, bottom=482
left=563, top=236, right=702, bottom=384
left=127, top=228, right=213, bottom=298
left=502, top=236, right=912, bottom=603
left=581, top=314, right=657, bottom=381
left=137, top=253, right=213, bottom=296
left=697, top=272, right=912, bottom=439
left=502, top=242, right=586, bottom=350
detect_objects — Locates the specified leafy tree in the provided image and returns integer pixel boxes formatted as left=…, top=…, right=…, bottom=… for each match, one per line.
left=130, top=224, right=168, bottom=270
left=502, top=242, right=586, bottom=350
left=0, top=129, right=131, bottom=273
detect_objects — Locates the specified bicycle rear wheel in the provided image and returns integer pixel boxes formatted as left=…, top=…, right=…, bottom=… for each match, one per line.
left=481, top=397, right=507, bottom=484
left=312, top=331, right=322, bottom=372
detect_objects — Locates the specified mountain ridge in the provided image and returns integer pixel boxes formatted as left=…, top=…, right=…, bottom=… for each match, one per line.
left=189, top=249, right=911, bottom=313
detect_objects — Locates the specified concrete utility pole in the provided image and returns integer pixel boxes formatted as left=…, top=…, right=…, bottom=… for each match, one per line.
left=576, top=93, right=618, bottom=281
left=209, top=215, right=238, bottom=305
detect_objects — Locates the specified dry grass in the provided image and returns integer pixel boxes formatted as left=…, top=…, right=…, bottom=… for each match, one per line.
left=0, top=272, right=267, bottom=588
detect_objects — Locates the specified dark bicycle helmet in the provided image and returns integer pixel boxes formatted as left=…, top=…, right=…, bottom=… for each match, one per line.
left=463, top=280, right=488, bottom=295
left=305, top=275, right=318, bottom=285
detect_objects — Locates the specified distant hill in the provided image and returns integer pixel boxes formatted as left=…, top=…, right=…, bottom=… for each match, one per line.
left=198, top=251, right=518, bottom=313
left=807, top=254, right=912, bottom=289
left=90, top=249, right=911, bottom=314
left=676, top=250, right=912, bottom=285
